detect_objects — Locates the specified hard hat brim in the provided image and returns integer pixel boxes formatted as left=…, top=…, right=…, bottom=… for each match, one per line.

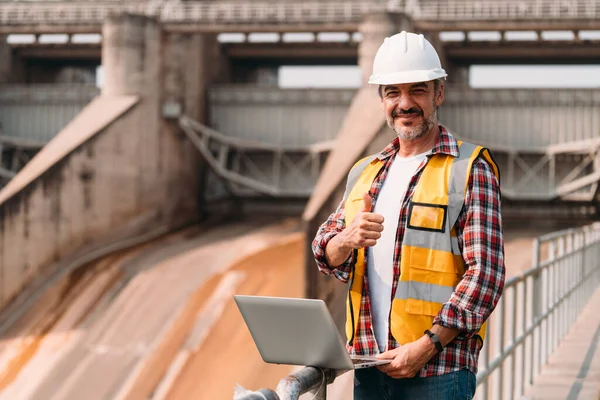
left=368, top=69, right=448, bottom=86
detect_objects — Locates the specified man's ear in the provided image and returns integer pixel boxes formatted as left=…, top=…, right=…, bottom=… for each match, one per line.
left=436, top=83, right=445, bottom=107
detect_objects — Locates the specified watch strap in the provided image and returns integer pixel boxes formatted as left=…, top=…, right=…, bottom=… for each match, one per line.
left=424, top=329, right=444, bottom=353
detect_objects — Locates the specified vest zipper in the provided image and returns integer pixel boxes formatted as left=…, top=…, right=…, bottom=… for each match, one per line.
left=348, top=249, right=358, bottom=346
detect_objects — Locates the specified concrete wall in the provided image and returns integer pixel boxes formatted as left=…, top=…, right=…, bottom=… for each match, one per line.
left=0, top=14, right=218, bottom=309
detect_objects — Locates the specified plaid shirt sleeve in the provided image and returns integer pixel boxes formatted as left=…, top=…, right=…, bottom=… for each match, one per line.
left=433, top=157, right=506, bottom=338
left=311, top=199, right=355, bottom=283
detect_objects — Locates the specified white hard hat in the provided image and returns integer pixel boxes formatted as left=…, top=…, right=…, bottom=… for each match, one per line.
left=368, top=31, right=447, bottom=85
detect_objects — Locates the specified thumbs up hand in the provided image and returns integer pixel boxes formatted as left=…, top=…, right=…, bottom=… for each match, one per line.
left=340, top=192, right=385, bottom=249
left=361, top=192, right=373, bottom=213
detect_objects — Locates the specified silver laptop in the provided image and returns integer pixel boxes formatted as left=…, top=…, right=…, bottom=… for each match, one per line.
left=234, top=295, right=391, bottom=370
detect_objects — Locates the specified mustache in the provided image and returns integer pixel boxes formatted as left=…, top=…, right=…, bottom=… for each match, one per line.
left=393, top=108, right=423, bottom=118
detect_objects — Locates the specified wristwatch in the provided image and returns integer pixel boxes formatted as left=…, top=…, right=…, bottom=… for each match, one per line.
left=424, top=329, right=444, bottom=353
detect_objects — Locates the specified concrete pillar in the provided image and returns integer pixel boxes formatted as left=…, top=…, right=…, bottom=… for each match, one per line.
left=425, top=31, right=470, bottom=86
left=358, top=12, right=408, bottom=87
left=162, top=33, right=223, bottom=121
left=101, top=13, right=164, bottom=223
left=101, top=13, right=159, bottom=96
left=0, top=35, right=12, bottom=83
left=161, top=32, right=226, bottom=221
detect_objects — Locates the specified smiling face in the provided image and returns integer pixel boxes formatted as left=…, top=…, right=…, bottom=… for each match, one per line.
left=380, top=80, right=444, bottom=141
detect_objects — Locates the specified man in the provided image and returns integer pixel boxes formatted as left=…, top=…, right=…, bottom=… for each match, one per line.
left=312, top=31, right=505, bottom=399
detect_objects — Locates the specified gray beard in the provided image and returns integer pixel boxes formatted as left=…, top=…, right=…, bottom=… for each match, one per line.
left=388, top=107, right=438, bottom=141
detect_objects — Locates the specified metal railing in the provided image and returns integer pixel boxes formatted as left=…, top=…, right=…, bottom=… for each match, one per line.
left=237, top=223, right=600, bottom=399
left=3, top=0, right=600, bottom=31
left=0, top=1, right=381, bottom=29
left=415, top=0, right=600, bottom=20
left=160, top=1, right=378, bottom=24
left=475, top=222, right=600, bottom=400
left=235, top=367, right=341, bottom=400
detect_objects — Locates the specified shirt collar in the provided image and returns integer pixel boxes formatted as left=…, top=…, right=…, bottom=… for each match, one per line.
left=376, top=125, right=459, bottom=161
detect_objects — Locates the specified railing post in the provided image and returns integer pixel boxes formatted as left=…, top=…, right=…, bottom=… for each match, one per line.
left=570, top=232, right=579, bottom=328
left=545, top=239, right=555, bottom=365
left=560, top=235, right=565, bottom=343
left=480, top=329, right=490, bottom=400
left=237, top=389, right=280, bottom=400
left=540, top=239, right=550, bottom=367
left=492, top=295, right=505, bottom=400
left=579, top=229, right=588, bottom=317
left=527, top=238, right=539, bottom=386
left=276, top=368, right=339, bottom=400
left=506, top=285, right=517, bottom=400
left=586, top=226, right=600, bottom=299
left=516, top=279, right=526, bottom=398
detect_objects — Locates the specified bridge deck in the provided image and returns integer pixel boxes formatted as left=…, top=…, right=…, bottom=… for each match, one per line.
left=523, top=286, right=600, bottom=400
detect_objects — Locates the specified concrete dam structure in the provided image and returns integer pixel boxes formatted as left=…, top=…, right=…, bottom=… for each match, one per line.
left=0, top=1, right=599, bottom=399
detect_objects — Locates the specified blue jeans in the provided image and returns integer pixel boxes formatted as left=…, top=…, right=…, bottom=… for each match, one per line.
left=354, top=368, right=476, bottom=400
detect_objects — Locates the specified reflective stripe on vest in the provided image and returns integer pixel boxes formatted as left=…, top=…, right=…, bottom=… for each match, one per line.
left=343, top=139, right=499, bottom=346
left=394, top=280, right=455, bottom=304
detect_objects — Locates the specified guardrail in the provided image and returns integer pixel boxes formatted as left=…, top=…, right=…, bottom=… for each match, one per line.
left=236, top=222, right=600, bottom=399
left=0, top=1, right=381, bottom=31
left=415, top=0, right=600, bottom=20
left=476, top=222, right=600, bottom=400
left=2, top=0, right=600, bottom=32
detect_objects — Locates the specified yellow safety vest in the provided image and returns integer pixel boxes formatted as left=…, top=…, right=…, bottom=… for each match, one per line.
left=343, top=140, right=499, bottom=346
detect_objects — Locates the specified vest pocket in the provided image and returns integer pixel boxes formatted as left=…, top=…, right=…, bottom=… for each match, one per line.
left=398, top=247, right=459, bottom=317
left=407, top=202, right=447, bottom=233
left=394, top=281, right=454, bottom=316
left=404, top=297, right=444, bottom=317
left=406, top=245, right=460, bottom=275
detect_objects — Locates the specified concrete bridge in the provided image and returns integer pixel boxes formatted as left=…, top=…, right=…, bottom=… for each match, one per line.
left=3, top=0, right=600, bottom=34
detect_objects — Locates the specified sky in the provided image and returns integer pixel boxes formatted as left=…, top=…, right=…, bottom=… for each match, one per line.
left=10, top=31, right=600, bottom=89
left=279, top=65, right=600, bottom=89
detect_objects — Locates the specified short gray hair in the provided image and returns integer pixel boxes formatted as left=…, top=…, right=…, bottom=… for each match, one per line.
left=378, top=78, right=445, bottom=98
left=433, top=78, right=445, bottom=96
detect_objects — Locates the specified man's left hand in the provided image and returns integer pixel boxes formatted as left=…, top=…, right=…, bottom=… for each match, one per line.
left=375, top=335, right=437, bottom=379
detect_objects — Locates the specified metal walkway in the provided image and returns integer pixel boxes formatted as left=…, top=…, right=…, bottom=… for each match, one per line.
left=523, top=285, right=600, bottom=400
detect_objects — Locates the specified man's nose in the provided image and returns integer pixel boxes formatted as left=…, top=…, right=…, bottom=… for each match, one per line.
left=396, top=94, right=416, bottom=111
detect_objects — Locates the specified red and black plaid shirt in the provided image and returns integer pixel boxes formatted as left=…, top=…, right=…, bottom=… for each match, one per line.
left=312, top=127, right=505, bottom=378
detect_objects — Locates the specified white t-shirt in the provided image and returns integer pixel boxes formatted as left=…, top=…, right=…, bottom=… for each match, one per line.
left=367, top=150, right=429, bottom=352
